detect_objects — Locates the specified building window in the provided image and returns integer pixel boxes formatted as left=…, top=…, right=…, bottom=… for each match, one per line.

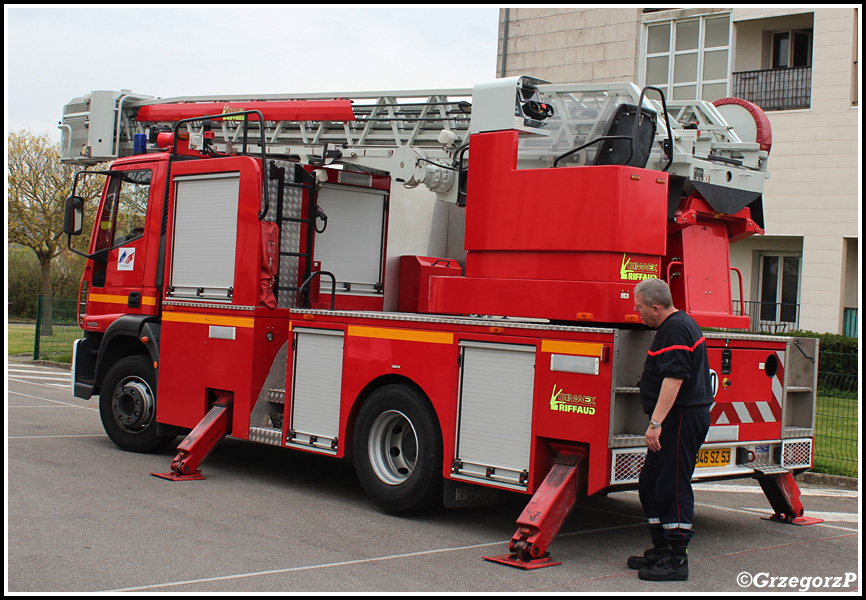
left=643, top=13, right=731, bottom=102
left=771, top=29, right=813, bottom=69
left=758, top=254, right=801, bottom=324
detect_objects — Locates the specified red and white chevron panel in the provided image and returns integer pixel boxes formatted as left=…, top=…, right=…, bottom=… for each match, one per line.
left=709, top=350, right=785, bottom=441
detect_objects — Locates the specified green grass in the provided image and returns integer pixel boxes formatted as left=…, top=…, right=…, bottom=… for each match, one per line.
left=7, top=322, right=79, bottom=362
left=7, top=323, right=36, bottom=356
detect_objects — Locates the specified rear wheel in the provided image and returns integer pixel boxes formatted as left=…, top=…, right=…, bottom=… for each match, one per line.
left=99, top=355, right=175, bottom=453
left=353, top=384, right=443, bottom=512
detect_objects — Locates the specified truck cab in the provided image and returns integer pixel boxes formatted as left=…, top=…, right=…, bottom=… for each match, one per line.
left=78, top=155, right=167, bottom=327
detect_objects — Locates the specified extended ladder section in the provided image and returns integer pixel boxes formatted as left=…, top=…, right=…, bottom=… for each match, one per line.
left=60, top=88, right=473, bottom=167
left=59, top=78, right=769, bottom=204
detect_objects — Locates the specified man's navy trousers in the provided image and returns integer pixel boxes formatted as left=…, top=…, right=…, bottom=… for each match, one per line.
left=638, top=410, right=710, bottom=547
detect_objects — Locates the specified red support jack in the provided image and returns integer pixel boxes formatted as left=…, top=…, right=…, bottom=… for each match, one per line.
left=483, top=450, right=583, bottom=569
left=152, top=393, right=233, bottom=481
left=756, top=471, right=824, bottom=526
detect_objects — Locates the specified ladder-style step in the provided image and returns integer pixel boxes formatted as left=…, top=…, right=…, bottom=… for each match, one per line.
left=249, top=427, right=282, bottom=446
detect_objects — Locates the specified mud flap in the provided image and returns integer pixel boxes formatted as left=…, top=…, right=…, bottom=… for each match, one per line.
left=443, top=480, right=508, bottom=508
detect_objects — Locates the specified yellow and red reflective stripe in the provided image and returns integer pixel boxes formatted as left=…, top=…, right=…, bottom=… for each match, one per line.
left=541, top=339, right=604, bottom=357
left=89, top=292, right=157, bottom=306
left=646, top=336, right=706, bottom=357
left=161, top=312, right=255, bottom=328
left=347, top=325, right=453, bottom=345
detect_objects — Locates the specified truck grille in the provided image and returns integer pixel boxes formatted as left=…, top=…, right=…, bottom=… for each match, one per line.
left=781, top=439, right=812, bottom=469
left=612, top=450, right=646, bottom=484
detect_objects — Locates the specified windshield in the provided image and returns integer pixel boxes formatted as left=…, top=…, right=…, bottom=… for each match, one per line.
left=517, top=89, right=638, bottom=166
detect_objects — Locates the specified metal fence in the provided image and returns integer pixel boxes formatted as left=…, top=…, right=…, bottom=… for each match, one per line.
left=33, top=296, right=80, bottom=362
left=814, top=351, right=858, bottom=478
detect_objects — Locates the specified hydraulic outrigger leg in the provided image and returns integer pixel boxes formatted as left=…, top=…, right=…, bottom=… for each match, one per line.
left=756, top=470, right=824, bottom=526
left=152, top=393, right=233, bottom=481
left=483, top=450, right=583, bottom=569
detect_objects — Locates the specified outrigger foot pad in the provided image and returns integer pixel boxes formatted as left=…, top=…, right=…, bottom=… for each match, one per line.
left=482, top=553, right=562, bottom=570
left=151, top=470, right=205, bottom=481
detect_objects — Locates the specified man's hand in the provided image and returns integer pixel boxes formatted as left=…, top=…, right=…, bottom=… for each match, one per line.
left=645, top=424, right=662, bottom=452
left=645, top=378, right=682, bottom=452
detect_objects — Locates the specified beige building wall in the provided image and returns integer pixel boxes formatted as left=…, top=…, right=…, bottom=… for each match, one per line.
left=732, top=8, right=859, bottom=334
left=498, top=7, right=860, bottom=334
left=497, top=8, right=642, bottom=83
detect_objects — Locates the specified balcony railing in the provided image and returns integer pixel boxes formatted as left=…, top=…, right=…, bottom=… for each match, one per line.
left=732, top=66, right=812, bottom=111
left=735, top=300, right=801, bottom=334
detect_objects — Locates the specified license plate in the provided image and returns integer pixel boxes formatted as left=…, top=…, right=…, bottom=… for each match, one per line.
left=696, top=447, right=731, bottom=468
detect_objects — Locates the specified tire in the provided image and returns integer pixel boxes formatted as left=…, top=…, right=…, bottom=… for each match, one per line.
left=353, top=384, right=443, bottom=513
left=99, top=355, right=175, bottom=453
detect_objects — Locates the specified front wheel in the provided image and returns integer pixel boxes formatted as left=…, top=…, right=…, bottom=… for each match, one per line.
left=99, top=354, right=175, bottom=453
left=353, top=384, right=443, bottom=512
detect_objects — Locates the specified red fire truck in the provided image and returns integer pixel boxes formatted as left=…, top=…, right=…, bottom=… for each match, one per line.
left=61, top=76, right=821, bottom=568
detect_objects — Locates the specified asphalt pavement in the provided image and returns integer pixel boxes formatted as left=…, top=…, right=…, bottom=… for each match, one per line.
left=6, top=356, right=861, bottom=593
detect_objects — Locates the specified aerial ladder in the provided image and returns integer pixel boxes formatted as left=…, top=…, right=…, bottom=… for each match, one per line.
left=60, top=79, right=771, bottom=324
left=59, top=78, right=769, bottom=206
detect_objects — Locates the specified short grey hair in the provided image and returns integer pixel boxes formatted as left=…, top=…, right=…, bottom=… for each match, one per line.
left=634, top=278, right=673, bottom=309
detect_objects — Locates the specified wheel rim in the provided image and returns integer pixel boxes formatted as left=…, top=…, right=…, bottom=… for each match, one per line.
left=112, top=376, right=155, bottom=433
left=367, top=410, right=418, bottom=485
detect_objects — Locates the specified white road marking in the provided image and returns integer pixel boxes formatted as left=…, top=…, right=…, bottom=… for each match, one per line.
left=105, top=521, right=646, bottom=592
left=693, top=482, right=858, bottom=499
left=7, top=390, right=97, bottom=411
left=735, top=506, right=858, bottom=523
left=9, top=405, right=83, bottom=409
left=8, top=434, right=105, bottom=439
left=8, top=372, right=70, bottom=382
left=697, top=502, right=859, bottom=533
left=8, top=377, right=72, bottom=392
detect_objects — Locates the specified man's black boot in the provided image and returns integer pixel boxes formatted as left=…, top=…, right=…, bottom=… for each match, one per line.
left=627, top=540, right=670, bottom=570
left=638, top=545, right=689, bottom=581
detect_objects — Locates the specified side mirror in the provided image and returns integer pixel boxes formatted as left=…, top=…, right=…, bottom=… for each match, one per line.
left=63, top=196, right=84, bottom=235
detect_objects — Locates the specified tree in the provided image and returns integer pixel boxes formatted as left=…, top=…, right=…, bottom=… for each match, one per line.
left=7, top=130, right=102, bottom=320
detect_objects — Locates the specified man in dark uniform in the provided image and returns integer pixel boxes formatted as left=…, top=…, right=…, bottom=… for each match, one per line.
left=627, top=278, right=712, bottom=581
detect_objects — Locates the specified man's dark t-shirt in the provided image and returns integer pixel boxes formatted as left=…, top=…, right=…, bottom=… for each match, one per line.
left=639, top=310, right=713, bottom=415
